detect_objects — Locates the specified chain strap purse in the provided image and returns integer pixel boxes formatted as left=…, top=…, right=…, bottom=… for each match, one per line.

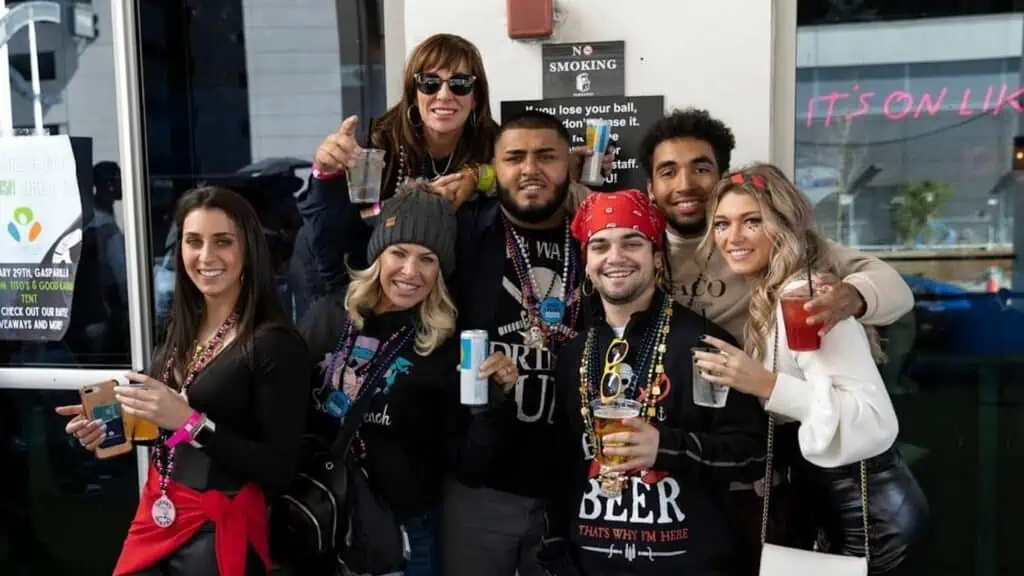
left=758, top=328, right=869, bottom=576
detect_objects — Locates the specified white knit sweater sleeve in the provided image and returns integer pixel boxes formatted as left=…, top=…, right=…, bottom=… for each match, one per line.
left=764, top=316, right=899, bottom=468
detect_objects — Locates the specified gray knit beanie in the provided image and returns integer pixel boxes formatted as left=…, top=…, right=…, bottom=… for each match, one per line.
left=365, top=183, right=457, bottom=277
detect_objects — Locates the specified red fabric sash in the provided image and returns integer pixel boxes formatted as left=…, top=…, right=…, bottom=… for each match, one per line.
left=113, top=466, right=270, bottom=576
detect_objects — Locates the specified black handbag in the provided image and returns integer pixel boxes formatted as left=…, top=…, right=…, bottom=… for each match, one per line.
left=269, top=372, right=391, bottom=568
left=337, top=458, right=406, bottom=575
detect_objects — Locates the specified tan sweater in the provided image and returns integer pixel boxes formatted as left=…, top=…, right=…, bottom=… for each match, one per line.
left=665, top=231, right=915, bottom=343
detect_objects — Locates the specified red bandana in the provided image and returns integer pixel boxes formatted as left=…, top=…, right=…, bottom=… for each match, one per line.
left=571, top=189, right=667, bottom=249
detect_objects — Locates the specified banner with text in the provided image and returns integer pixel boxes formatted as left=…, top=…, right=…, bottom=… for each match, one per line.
left=0, top=136, right=83, bottom=341
left=501, top=95, right=664, bottom=191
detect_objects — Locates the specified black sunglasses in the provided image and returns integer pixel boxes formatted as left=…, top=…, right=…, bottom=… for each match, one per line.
left=414, top=72, right=476, bottom=96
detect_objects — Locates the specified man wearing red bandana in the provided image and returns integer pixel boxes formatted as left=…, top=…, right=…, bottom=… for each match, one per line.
left=540, top=190, right=768, bottom=576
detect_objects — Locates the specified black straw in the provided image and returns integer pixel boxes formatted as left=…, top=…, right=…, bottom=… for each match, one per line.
left=806, top=259, right=814, bottom=296
left=702, top=308, right=708, bottom=335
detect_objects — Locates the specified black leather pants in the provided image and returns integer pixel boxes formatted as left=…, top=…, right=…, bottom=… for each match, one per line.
left=810, top=448, right=929, bottom=575
left=126, top=524, right=267, bottom=576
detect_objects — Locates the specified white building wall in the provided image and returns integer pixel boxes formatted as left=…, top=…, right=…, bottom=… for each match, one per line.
left=241, top=0, right=344, bottom=161
left=402, top=0, right=776, bottom=167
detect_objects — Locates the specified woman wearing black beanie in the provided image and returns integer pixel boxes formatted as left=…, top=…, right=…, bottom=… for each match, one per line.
left=289, top=182, right=518, bottom=576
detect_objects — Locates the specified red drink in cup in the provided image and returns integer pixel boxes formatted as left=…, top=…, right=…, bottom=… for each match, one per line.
left=780, top=287, right=821, bottom=351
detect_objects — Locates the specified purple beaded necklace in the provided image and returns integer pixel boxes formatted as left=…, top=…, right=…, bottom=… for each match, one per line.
left=150, top=311, right=237, bottom=529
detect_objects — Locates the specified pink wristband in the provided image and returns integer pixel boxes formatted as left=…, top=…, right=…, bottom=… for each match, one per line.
left=165, top=411, right=205, bottom=448
left=312, top=164, right=344, bottom=180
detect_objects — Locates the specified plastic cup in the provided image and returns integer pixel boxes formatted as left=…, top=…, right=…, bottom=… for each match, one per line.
left=348, top=148, right=386, bottom=204
left=692, top=346, right=730, bottom=408
left=591, top=398, right=641, bottom=467
left=781, top=286, right=821, bottom=351
left=125, top=414, right=160, bottom=445
left=581, top=119, right=610, bottom=186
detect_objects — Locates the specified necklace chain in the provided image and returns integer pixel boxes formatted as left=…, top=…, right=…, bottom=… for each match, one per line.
left=503, top=216, right=579, bottom=344
left=430, top=153, right=455, bottom=177
left=579, top=296, right=673, bottom=463
left=154, top=312, right=238, bottom=497
left=507, top=216, right=571, bottom=303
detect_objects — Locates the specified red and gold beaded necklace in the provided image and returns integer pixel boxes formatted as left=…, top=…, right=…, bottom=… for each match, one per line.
left=578, top=296, right=673, bottom=495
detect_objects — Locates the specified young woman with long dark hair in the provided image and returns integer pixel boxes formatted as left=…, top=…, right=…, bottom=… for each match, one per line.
left=58, top=186, right=310, bottom=576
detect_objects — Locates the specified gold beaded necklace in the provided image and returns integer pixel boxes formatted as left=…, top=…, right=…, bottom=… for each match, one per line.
left=578, top=296, right=673, bottom=459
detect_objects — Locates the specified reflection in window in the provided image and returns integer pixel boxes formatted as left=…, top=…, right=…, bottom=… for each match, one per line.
left=0, top=390, right=138, bottom=575
left=139, top=0, right=386, bottom=329
left=798, top=3, right=1024, bottom=575
left=1, top=2, right=129, bottom=369
left=8, top=52, right=57, bottom=81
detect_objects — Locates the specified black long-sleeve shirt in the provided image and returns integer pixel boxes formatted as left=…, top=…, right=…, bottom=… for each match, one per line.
left=170, top=325, right=312, bottom=495
left=299, top=293, right=515, bottom=521
left=548, top=291, right=767, bottom=575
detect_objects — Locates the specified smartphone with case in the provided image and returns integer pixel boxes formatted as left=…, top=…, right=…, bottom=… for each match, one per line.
left=80, top=380, right=133, bottom=459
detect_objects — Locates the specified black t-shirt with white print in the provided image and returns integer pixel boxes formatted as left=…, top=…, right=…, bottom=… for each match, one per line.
left=485, top=221, right=575, bottom=498
left=299, top=294, right=460, bottom=521
left=551, top=294, right=768, bottom=575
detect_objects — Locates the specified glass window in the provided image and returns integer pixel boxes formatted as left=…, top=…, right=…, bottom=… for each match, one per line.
left=1, top=2, right=141, bottom=575
left=0, top=2, right=130, bottom=369
left=139, top=0, right=387, bottom=328
left=797, top=3, right=1024, bottom=574
left=798, top=0, right=1024, bottom=25
left=0, top=389, right=139, bottom=576
left=9, top=51, right=56, bottom=81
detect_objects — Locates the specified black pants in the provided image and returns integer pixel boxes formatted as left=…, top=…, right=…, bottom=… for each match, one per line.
left=127, top=524, right=267, bottom=576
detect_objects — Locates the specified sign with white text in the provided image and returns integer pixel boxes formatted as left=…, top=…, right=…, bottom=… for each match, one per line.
left=502, top=95, right=664, bottom=191
left=543, top=41, right=625, bottom=98
left=0, top=136, right=83, bottom=341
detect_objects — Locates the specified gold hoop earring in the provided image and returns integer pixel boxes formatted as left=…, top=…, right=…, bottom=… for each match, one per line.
left=582, top=277, right=594, bottom=296
left=406, top=105, right=423, bottom=128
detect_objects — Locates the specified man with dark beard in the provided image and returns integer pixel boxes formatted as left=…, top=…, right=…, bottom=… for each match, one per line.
left=442, top=110, right=585, bottom=576
left=298, top=109, right=590, bottom=576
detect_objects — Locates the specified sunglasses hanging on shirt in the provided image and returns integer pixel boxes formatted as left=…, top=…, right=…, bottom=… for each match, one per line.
left=414, top=72, right=476, bottom=96
left=599, top=338, right=630, bottom=402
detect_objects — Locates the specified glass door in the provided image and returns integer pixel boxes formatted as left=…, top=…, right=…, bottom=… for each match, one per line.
left=0, top=1, right=149, bottom=574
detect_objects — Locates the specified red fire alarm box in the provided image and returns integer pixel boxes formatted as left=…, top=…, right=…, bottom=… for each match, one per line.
left=507, top=0, right=553, bottom=39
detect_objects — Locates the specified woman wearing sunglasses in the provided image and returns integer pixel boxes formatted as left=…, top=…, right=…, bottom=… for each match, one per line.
left=301, top=33, right=498, bottom=290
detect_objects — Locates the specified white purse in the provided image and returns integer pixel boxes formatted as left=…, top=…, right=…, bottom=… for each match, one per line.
left=758, top=329, right=869, bottom=576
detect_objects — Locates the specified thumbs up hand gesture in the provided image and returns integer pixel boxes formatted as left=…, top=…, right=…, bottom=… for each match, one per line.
left=314, top=115, right=362, bottom=174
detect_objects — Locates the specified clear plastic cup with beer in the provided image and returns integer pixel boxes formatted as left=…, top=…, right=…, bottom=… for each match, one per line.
left=592, top=397, right=642, bottom=468
left=118, top=376, right=160, bottom=444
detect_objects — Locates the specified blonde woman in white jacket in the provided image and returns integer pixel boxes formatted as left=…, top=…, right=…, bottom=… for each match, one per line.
left=693, top=163, right=927, bottom=575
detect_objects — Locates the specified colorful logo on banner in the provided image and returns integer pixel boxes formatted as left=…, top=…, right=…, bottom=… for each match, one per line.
left=7, top=206, right=42, bottom=243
